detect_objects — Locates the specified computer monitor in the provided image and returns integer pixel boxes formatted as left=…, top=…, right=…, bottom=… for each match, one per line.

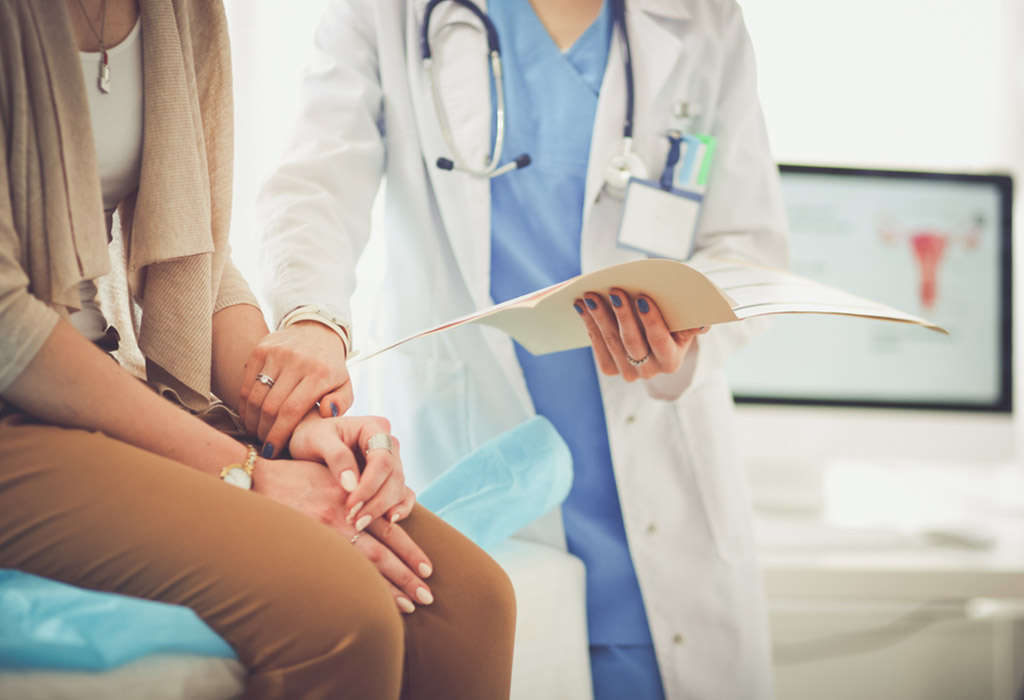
left=728, top=165, right=1015, bottom=475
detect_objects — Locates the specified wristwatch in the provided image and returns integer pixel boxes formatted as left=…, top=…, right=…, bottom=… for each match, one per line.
left=220, top=445, right=258, bottom=490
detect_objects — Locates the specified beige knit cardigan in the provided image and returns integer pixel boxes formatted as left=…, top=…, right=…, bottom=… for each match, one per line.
left=0, top=0, right=258, bottom=411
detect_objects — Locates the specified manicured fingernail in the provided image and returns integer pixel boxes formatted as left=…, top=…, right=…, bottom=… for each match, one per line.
left=331, top=403, right=339, bottom=417
left=355, top=514, right=373, bottom=532
left=340, top=470, right=358, bottom=492
left=610, top=293, right=622, bottom=307
left=396, top=597, right=416, bottom=614
left=416, top=587, right=434, bottom=605
left=390, top=512, right=401, bottom=524
left=261, top=443, right=274, bottom=459
left=585, top=298, right=598, bottom=310
left=573, top=302, right=584, bottom=314
left=418, top=562, right=433, bottom=578
left=637, top=298, right=650, bottom=313
left=346, top=501, right=364, bottom=524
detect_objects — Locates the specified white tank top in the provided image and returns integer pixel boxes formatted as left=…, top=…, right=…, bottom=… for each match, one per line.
left=72, top=17, right=144, bottom=342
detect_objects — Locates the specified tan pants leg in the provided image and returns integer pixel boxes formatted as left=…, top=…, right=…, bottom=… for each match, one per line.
left=0, top=414, right=515, bottom=700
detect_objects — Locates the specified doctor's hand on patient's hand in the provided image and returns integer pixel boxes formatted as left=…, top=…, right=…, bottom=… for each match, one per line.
left=252, top=455, right=432, bottom=614
left=239, top=322, right=353, bottom=458
left=288, top=413, right=416, bottom=529
left=574, top=288, right=709, bottom=382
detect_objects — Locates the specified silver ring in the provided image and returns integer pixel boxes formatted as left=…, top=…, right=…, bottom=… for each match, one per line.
left=255, top=373, right=275, bottom=388
left=626, top=353, right=650, bottom=367
left=349, top=533, right=361, bottom=545
left=366, top=433, right=394, bottom=454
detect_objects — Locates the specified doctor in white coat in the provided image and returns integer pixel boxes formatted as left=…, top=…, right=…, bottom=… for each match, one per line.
left=254, top=0, right=788, bottom=698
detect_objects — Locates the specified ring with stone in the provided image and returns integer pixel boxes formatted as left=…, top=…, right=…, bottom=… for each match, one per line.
left=366, top=433, right=394, bottom=454
left=255, top=373, right=276, bottom=388
left=626, top=353, right=650, bottom=367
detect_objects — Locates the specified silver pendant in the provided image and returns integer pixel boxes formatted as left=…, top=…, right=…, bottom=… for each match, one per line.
left=98, top=48, right=110, bottom=94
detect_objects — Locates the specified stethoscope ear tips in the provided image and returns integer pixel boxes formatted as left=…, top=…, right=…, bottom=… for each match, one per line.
left=436, top=157, right=456, bottom=171
left=514, top=154, right=531, bottom=169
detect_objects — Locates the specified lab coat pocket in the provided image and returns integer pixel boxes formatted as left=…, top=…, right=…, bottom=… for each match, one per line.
left=674, top=375, right=755, bottom=564
left=356, top=349, right=471, bottom=492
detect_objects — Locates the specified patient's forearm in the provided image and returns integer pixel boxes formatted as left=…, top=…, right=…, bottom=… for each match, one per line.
left=211, top=303, right=269, bottom=412
left=2, top=320, right=247, bottom=475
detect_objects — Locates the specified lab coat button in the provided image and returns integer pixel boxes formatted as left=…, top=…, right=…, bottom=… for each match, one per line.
left=673, top=634, right=684, bottom=645
left=646, top=523, right=657, bottom=534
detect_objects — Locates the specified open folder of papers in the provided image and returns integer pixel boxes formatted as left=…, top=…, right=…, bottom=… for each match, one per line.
left=353, top=257, right=947, bottom=363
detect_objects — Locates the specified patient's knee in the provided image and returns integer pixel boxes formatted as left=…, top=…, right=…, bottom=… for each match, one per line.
left=487, top=554, right=517, bottom=630
left=461, top=545, right=517, bottom=641
left=242, top=561, right=405, bottom=699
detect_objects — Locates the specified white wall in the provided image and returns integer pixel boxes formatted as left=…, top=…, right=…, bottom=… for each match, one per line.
left=737, top=0, right=1024, bottom=464
left=224, top=0, right=332, bottom=312
left=739, top=0, right=1014, bottom=173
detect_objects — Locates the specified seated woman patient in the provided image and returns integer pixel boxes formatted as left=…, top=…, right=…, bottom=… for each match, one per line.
left=0, top=1, right=515, bottom=698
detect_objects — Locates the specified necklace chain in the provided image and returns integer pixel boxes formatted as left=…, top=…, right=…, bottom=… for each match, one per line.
left=73, top=0, right=111, bottom=94
left=73, top=0, right=108, bottom=49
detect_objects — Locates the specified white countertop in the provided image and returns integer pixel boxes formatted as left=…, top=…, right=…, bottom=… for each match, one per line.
left=755, top=458, right=1024, bottom=601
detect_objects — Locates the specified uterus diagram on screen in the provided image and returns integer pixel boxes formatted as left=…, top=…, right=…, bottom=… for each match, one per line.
left=879, top=213, right=983, bottom=310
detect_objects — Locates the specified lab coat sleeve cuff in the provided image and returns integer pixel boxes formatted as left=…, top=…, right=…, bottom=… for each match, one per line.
left=642, top=334, right=701, bottom=401
left=642, top=316, right=775, bottom=401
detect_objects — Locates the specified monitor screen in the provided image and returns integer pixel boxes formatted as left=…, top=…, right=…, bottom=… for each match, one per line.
left=726, top=165, right=1013, bottom=412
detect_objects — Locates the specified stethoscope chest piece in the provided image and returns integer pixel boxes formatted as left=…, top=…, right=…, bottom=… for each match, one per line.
left=604, top=143, right=648, bottom=198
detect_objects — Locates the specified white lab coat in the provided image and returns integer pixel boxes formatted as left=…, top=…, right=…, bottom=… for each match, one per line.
left=259, top=0, right=789, bottom=697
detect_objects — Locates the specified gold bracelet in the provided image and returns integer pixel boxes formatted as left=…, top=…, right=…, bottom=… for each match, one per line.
left=219, top=444, right=258, bottom=490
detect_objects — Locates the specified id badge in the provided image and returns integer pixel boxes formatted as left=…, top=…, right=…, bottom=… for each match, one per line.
left=617, top=178, right=703, bottom=261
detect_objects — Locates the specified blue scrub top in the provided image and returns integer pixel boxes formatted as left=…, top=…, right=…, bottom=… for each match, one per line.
left=487, top=0, right=654, bottom=648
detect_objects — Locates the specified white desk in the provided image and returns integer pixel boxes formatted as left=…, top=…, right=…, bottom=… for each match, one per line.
left=760, top=527, right=1024, bottom=601
left=754, top=459, right=1024, bottom=700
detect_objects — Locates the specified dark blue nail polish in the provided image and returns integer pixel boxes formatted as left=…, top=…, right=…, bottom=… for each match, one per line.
left=331, top=403, right=339, bottom=417
left=585, top=298, right=598, bottom=310
left=574, top=303, right=584, bottom=314
left=637, top=298, right=650, bottom=314
left=262, top=443, right=274, bottom=459
left=610, top=294, right=622, bottom=308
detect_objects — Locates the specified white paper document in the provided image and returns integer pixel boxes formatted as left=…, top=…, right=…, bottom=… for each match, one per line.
left=352, top=257, right=946, bottom=363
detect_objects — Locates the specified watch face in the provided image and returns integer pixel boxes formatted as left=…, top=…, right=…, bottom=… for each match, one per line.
left=223, top=467, right=253, bottom=490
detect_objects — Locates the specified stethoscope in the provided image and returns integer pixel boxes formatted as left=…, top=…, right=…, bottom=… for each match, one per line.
left=420, top=0, right=646, bottom=196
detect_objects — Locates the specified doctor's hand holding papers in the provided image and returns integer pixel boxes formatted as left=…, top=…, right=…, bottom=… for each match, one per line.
left=573, top=290, right=710, bottom=382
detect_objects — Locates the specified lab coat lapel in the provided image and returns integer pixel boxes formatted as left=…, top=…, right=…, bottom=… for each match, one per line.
left=407, top=0, right=493, bottom=309
left=582, top=0, right=690, bottom=245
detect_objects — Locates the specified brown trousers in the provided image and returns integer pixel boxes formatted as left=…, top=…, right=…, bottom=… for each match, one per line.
left=0, top=413, right=516, bottom=700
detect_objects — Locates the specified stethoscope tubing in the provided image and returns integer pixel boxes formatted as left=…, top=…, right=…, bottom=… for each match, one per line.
left=421, top=0, right=510, bottom=176
left=421, top=0, right=635, bottom=179
left=611, top=0, right=634, bottom=140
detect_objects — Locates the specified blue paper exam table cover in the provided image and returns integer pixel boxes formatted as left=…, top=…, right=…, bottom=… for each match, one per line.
left=0, top=415, right=571, bottom=670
